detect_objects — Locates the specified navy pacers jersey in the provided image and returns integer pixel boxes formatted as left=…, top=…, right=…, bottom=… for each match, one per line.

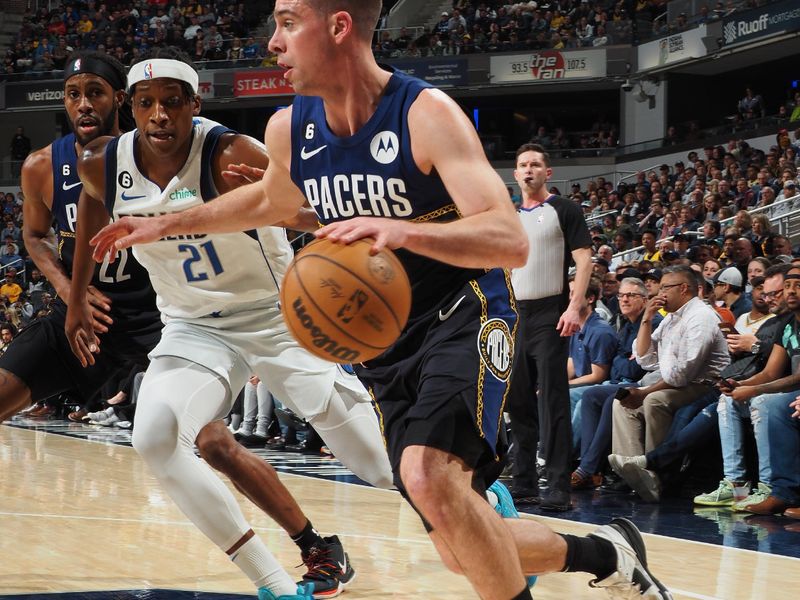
left=50, top=133, right=159, bottom=331
left=289, top=69, right=485, bottom=322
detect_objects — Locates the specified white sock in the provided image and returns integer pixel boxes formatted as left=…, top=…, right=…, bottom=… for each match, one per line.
left=230, top=535, right=296, bottom=596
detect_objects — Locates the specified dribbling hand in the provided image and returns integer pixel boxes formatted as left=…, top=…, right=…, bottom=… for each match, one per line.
left=315, top=217, right=412, bottom=255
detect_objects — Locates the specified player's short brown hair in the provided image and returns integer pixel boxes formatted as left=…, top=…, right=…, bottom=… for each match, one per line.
left=307, top=0, right=382, bottom=40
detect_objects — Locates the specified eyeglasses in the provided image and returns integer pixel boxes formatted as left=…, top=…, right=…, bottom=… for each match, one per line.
left=660, top=283, right=685, bottom=291
left=617, top=292, right=645, bottom=299
left=762, top=290, right=784, bottom=299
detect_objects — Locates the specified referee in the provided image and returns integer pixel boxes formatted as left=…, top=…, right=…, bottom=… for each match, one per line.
left=507, top=143, right=593, bottom=511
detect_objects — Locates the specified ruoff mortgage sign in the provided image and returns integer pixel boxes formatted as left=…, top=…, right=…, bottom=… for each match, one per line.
left=722, top=0, right=800, bottom=47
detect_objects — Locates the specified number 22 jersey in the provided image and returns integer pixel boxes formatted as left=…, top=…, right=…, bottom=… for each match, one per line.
left=51, top=132, right=159, bottom=332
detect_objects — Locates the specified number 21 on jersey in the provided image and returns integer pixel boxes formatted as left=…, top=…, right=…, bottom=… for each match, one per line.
left=179, top=240, right=224, bottom=282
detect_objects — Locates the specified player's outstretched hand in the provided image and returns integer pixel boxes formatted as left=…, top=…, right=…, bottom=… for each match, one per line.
left=86, top=285, right=113, bottom=334
left=222, top=163, right=265, bottom=188
left=91, top=216, right=166, bottom=263
left=315, top=217, right=411, bottom=254
left=65, top=299, right=101, bottom=368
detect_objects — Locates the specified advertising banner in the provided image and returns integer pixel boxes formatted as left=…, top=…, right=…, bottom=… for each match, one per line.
left=489, top=49, right=606, bottom=83
left=638, top=26, right=708, bottom=70
left=233, top=69, right=294, bottom=97
left=391, top=58, right=468, bottom=88
left=723, top=0, right=800, bottom=47
left=4, top=80, right=64, bottom=109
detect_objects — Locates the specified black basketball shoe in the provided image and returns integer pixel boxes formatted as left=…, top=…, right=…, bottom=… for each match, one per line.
left=298, top=535, right=355, bottom=598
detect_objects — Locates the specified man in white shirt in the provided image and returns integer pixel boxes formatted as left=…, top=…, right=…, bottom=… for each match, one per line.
left=609, top=265, right=730, bottom=468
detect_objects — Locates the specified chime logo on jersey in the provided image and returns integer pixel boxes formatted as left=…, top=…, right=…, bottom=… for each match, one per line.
left=477, top=319, right=513, bottom=381
left=143, top=63, right=154, bottom=80
left=370, top=131, right=399, bottom=165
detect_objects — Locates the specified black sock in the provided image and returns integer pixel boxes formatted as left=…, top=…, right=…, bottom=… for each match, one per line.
left=290, top=520, right=325, bottom=555
left=560, top=534, right=617, bottom=580
left=511, top=586, right=533, bottom=600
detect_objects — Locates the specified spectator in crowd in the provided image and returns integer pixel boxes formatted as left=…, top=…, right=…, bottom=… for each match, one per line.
left=714, top=267, right=752, bottom=318
left=570, top=276, right=662, bottom=490
left=738, top=87, right=765, bottom=119
left=10, top=127, right=31, bottom=177
left=608, top=266, right=730, bottom=501
left=0, top=323, right=15, bottom=356
left=703, top=266, right=800, bottom=514
left=567, top=276, right=618, bottom=449
left=0, top=270, right=23, bottom=304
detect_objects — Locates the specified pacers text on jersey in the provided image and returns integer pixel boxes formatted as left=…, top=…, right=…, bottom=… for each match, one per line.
left=303, top=175, right=413, bottom=220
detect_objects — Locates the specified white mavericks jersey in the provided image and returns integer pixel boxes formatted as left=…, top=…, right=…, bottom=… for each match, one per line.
left=104, top=117, right=293, bottom=321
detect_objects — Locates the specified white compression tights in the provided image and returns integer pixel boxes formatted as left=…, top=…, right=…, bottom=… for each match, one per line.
left=285, top=371, right=394, bottom=490
left=131, top=356, right=294, bottom=594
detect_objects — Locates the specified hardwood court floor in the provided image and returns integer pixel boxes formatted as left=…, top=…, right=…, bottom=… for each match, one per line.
left=0, top=424, right=797, bottom=600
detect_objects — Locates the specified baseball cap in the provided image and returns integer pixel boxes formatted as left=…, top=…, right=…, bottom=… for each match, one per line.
left=784, top=181, right=796, bottom=188
left=592, top=257, right=610, bottom=269
left=441, top=11, right=449, bottom=16
left=643, top=268, right=662, bottom=282
left=662, top=250, right=680, bottom=261
left=581, top=200, right=592, bottom=207
left=616, top=267, right=642, bottom=281
left=714, top=267, right=743, bottom=288
left=774, top=254, right=794, bottom=264
left=673, top=233, right=688, bottom=242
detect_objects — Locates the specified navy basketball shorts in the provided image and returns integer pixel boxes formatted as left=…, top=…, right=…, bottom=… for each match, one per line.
left=356, top=268, right=518, bottom=497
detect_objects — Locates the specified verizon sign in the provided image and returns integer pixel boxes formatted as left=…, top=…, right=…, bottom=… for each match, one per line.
left=234, top=69, right=294, bottom=97
left=490, top=49, right=606, bottom=84
left=4, top=80, right=65, bottom=109
left=722, top=0, right=800, bottom=47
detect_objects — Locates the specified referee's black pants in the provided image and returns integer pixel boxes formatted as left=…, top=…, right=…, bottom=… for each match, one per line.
left=506, top=297, right=571, bottom=494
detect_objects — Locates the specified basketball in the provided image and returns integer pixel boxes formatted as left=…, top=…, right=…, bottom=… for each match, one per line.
left=280, top=237, right=412, bottom=364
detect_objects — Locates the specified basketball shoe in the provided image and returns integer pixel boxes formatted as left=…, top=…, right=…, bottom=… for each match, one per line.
left=299, top=535, right=355, bottom=598
left=588, top=517, right=672, bottom=599
left=258, top=583, right=314, bottom=600
left=487, top=480, right=538, bottom=589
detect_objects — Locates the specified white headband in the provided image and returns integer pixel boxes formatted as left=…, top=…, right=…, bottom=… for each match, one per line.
left=127, top=59, right=199, bottom=94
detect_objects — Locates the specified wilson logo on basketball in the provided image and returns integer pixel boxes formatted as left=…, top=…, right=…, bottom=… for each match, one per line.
left=291, top=297, right=361, bottom=362
left=477, top=319, right=513, bottom=381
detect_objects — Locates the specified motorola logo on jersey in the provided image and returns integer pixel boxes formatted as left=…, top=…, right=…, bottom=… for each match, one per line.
left=303, top=175, right=412, bottom=220
left=477, top=318, right=513, bottom=381
left=370, top=131, right=399, bottom=164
